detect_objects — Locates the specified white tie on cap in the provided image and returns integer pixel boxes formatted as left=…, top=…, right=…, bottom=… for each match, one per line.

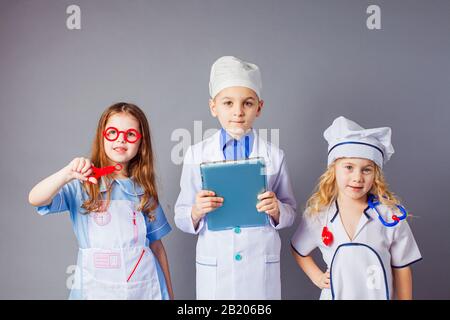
left=209, top=56, right=262, bottom=99
left=324, top=116, right=394, bottom=168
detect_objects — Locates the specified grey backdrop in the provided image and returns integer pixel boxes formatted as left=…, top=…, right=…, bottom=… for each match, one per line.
left=1, top=0, right=449, bottom=299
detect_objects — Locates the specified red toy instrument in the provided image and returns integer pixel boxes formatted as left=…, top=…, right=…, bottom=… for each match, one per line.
left=87, top=163, right=123, bottom=183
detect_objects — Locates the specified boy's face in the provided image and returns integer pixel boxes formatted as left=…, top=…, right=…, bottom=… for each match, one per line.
left=334, top=158, right=376, bottom=201
left=209, top=86, right=263, bottom=139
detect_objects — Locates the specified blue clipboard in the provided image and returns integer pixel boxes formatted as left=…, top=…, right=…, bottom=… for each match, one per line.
left=200, top=157, right=269, bottom=231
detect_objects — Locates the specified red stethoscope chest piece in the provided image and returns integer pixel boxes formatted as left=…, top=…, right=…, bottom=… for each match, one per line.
left=322, top=226, right=334, bottom=246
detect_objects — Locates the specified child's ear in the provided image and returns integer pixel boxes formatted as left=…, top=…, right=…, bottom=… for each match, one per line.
left=256, top=99, right=264, bottom=117
left=209, top=98, right=218, bottom=117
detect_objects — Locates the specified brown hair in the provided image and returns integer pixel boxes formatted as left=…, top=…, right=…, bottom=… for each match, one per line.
left=306, top=159, right=400, bottom=215
left=81, top=102, right=159, bottom=217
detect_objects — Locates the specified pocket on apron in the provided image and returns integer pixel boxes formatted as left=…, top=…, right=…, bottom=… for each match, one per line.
left=195, top=255, right=217, bottom=300
left=124, top=247, right=161, bottom=299
left=82, top=275, right=127, bottom=300
left=126, top=279, right=160, bottom=300
left=330, top=243, right=390, bottom=300
left=80, top=247, right=161, bottom=300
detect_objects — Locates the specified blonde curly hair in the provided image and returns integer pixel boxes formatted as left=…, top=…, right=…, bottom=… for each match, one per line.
left=305, top=159, right=401, bottom=215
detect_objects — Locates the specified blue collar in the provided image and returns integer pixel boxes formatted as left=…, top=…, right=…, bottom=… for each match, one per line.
left=220, top=128, right=254, bottom=159
left=98, top=177, right=145, bottom=196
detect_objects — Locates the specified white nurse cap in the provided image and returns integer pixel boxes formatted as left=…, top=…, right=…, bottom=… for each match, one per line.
left=324, top=116, right=394, bottom=168
left=209, top=56, right=262, bottom=99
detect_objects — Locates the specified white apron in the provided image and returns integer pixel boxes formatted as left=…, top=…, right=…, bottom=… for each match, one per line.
left=329, top=243, right=390, bottom=300
left=79, top=200, right=161, bottom=300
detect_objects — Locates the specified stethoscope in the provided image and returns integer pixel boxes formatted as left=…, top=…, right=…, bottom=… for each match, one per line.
left=321, top=194, right=408, bottom=246
left=367, top=194, right=408, bottom=227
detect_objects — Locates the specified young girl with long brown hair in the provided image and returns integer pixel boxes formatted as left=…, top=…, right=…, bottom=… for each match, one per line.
left=29, top=102, right=173, bottom=300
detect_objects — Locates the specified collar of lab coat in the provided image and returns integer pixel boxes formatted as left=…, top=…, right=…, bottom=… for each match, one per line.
left=98, top=177, right=145, bottom=196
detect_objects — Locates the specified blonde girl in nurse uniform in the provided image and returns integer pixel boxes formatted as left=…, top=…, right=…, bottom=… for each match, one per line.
left=291, top=116, right=421, bottom=300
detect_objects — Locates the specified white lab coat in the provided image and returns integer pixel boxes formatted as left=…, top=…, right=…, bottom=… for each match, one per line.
left=175, top=129, right=297, bottom=299
left=291, top=201, right=422, bottom=300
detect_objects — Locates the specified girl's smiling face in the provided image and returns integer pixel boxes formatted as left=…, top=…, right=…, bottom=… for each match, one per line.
left=209, top=86, right=263, bottom=139
left=103, top=113, right=141, bottom=168
left=335, top=158, right=376, bottom=201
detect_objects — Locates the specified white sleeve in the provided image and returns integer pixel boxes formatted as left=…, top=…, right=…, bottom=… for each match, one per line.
left=174, top=146, right=205, bottom=234
left=390, top=220, right=422, bottom=268
left=269, top=152, right=297, bottom=230
left=290, top=214, right=319, bottom=257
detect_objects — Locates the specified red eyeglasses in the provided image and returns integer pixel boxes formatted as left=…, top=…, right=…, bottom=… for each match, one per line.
left=103, top=127, right=142, bottom=143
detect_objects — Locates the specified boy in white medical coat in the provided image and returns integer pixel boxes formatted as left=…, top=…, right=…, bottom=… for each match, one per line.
left=175, top=56, right=297, bottom=299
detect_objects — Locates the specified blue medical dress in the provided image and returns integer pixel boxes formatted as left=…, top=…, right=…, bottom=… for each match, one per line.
left=35, top=178, right=172, bottom=300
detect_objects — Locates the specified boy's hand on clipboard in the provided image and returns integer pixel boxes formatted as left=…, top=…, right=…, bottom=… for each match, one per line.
left=191, top=190, right=224, bottom=226
left=256, top=191, right=280, bottom=224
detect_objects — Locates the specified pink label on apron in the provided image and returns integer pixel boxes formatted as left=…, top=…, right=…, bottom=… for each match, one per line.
left=93, top=252, right=121, bottom=269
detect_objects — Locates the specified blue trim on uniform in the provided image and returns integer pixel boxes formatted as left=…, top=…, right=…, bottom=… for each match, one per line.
left=330, top=201, right=339, bottom=223
left=147, top=221, right=172, bottom=243
left=392, top=257, right=423, bottom=269
left=329, top=242, right=390, bottom=300
left=233, top=139, right=237, bottom=160
left=290, top=242, right=309, bottom=258
left=331, top=202, right=372, bottom=223
left=363, top=206, right=372, bottom=220
left=328, top=141, right=384, bottom=159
